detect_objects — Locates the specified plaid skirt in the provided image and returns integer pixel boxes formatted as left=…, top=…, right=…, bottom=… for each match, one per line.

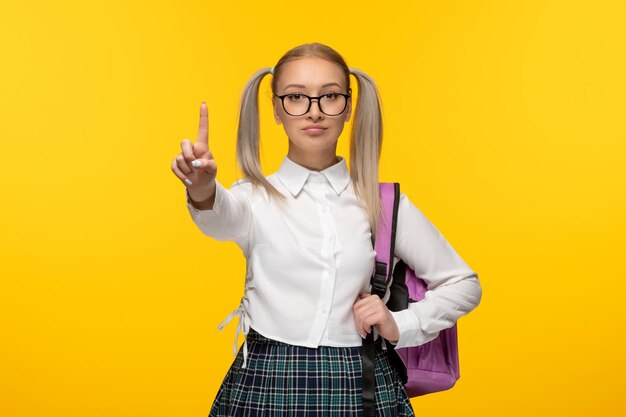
left=208, top=327, right=415, bottom=417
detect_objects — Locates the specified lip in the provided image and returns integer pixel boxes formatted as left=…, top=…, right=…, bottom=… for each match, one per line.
left=303, top=125, right=327, bottom=135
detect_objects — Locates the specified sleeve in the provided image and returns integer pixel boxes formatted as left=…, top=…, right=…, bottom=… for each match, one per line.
left=387, top=192, right=483, bottom=349
left=185, top=178, right=253, bottom=246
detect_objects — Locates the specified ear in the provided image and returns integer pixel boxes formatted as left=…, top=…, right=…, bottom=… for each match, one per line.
left=344, top=96, right=352, bottom=123
left=272, top=97, right=283, bottom=125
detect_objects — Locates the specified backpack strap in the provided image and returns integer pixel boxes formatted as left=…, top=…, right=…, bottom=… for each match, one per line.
left=362, top=182, right=401, bottom=417
left=373, top=182, right=400, bottom=292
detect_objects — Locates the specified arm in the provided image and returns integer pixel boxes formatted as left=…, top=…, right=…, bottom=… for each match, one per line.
left=388, top=193, right=483, bottom=349
left=186, top=178, right=253, bottom=244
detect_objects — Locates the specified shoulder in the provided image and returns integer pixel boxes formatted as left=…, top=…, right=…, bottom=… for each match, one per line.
left=398, top=191, right=416, bottom=209
left=379, top=183, right=416, bottom=206
left=229, top=171, right=279, bottom=189
left=396, top=189, right=432, bottom=226
left=230, top=177, right=252, bottom=189
left=218, top=177, right=255, bottom=202
left=227, top=174, right=288, bottom=203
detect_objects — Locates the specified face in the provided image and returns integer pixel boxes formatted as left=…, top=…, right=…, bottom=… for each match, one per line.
left=272, top=57, right=352, bottom=158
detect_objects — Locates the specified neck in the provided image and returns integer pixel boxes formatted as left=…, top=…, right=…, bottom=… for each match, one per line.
left=287, top=147, right=339, bottom=171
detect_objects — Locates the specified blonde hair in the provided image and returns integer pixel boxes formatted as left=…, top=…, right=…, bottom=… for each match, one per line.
left=235, top=42, right=384, bottom=238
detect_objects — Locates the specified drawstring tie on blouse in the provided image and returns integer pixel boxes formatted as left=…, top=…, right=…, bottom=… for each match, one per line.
left=217, top=297, right=251, bottom=369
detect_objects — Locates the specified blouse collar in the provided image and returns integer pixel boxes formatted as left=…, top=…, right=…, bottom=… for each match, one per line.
left=277, top=155, right=351, bottom=197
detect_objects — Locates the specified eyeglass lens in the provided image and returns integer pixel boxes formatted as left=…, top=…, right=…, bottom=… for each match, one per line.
left=283, top=94, right=347, bottom=116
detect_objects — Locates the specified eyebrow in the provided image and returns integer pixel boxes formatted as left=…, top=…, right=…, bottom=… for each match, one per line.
left=284, top=82, right=343, bottom=89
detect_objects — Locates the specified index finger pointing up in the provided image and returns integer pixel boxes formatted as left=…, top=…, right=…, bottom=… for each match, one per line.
left=197, top=101, right=209, bottom=146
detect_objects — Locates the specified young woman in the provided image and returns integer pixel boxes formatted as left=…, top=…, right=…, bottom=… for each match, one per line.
left=171, top=42, right=482, bottom=417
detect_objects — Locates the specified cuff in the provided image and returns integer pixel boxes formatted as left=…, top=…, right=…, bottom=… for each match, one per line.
left=389, top=309, right=421, bottom=349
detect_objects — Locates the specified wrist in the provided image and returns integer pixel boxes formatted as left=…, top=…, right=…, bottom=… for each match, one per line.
left=187, top=184, right=216, bottom=210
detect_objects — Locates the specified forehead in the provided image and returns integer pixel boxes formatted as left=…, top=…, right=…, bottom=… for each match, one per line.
left=277, top=57, right=346, bottom=91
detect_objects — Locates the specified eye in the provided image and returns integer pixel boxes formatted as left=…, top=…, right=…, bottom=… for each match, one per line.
left=287, top=94, right=304, bottom=101
left=323, top=93, right=339, bottom=100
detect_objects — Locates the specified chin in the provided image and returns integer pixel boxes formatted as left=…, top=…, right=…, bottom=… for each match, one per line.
left=290, top=135, right=337, bottom=150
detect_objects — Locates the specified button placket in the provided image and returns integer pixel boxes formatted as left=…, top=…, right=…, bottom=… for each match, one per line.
left=305, top=182, right=335, bottom=345
left=316, top=186, right=334, bottom=328
left=319, top=188, right=336, bottom=331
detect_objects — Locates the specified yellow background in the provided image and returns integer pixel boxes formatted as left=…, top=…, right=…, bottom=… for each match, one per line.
left=2, top=0, right=625, bottom=416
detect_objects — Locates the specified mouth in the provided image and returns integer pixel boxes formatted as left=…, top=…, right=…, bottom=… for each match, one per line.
left=303, top=126, right=327, bottom=135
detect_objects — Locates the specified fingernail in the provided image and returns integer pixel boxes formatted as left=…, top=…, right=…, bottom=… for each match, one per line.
left=191, top=160, right=201, bottom=168
left=360, top=332, right=366, bottom=339
left=184, top=179, right=192, bottom=186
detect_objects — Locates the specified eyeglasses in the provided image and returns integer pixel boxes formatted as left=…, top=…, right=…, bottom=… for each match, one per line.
left=273, top=89, right=352, bottom=116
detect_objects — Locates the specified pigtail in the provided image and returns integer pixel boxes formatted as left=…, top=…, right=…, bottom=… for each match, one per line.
left=236, top=67, right=286, bottom=201
left=348, top=67, right=384, bottom=239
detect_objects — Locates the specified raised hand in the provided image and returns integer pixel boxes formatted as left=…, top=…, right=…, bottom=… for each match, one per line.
left=171, top=101, right=218, bottom=206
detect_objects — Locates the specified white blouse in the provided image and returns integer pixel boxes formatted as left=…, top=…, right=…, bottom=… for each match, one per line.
left=186, top=155, right=482, bottom=368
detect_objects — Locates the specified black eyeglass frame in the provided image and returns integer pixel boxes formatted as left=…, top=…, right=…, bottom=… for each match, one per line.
left=272, top=88, right=352, bottom=116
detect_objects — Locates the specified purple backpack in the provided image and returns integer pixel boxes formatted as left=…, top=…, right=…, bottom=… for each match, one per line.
left=361, top=182, right=460, bottom=416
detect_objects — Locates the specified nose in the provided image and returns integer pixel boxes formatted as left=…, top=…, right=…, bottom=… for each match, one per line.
left=307, top=98, right=324, bottom=119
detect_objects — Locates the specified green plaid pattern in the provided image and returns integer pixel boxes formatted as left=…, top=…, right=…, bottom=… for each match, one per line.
left=209, top=328, right=415, bottom=417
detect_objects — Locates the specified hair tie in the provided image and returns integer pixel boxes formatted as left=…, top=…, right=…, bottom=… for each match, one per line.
left=270, top=66, right=275, bottom=75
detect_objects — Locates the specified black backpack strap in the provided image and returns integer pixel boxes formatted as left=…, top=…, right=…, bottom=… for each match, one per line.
left=361, top=331, right=378, bottom=417
left=362, top=182, right=400, bottom=417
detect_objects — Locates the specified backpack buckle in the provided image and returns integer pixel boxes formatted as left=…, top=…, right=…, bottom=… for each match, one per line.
left=371, top=261, right=388, bottom=297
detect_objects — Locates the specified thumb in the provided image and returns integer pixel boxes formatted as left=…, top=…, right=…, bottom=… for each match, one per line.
left=190, top=158, right=217, bottom=174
